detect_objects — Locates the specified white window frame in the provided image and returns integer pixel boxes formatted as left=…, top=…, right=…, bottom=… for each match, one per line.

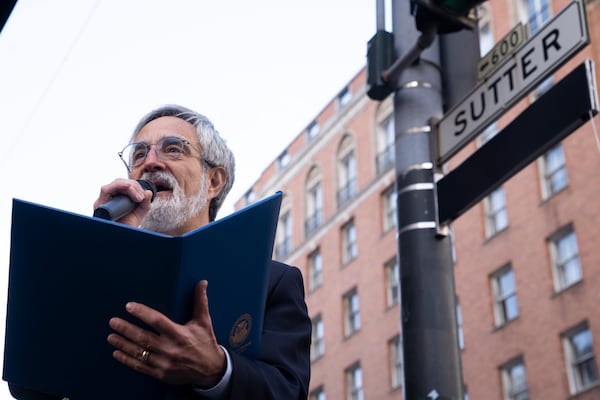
left=311, top=314, right=325, bottom=361
left=346, top=363, right=364, bottom=400
left=305, top=167, right=323, bottom=236
left=549, top=227, right=582, bottom=292
left=478, top=3, right=494, bottom=56
left=342, top=220, right=358, bottom=264
left=275, top=210, right=292, bottom=259
left=500, top=357, right=529, bottom=400
left=308, top=249, right=323, bottom=292
left=310, top=386, right=326, bottom=400
left=491, top=265, right=519, bottom=327
left=389, top=335, right=403, bottom=389
left=456, top=302, right=465, bottom=350
left=244, top=189, right=255, bottom=205
left=538, top=144, right=568, bottom=199
left=337, top=86, right=352, bottom=109
left=307, top=121, right=320, bottom=140
left=343, top=288, right=361, bottom=337
left=376, top=115, right=395, bottom=174
left=477, top=122, right=499, bottom=147
left=484, top=187, right=509, bottom=237
left=337, top=141, right=358, bottom=208
left=384, top=256, right=399, bottom=307
left=277, top=149, right=290, bottom=170
left=563, top=323, right=599, bottom=394
left=382, top=185, right=397, bottom=232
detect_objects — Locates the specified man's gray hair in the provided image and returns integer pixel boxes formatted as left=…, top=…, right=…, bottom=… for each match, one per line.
left=131, top=104, right=235, bottom=222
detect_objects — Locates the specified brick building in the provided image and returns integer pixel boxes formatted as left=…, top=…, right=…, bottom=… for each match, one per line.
left=234, top=0, right=600, bottom=398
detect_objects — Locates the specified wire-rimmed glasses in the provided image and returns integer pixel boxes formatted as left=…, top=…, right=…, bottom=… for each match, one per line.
left=118, top=136, right=216, bottom=172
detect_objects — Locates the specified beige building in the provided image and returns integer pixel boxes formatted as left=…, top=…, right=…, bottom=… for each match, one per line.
left=235, top=0, right=600, bottom=398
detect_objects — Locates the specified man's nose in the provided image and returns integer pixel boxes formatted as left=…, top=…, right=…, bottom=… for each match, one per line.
left=142, top=147, right=165, bottom=172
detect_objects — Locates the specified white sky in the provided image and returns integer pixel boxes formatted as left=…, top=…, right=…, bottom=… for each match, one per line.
left=0, top=0, right=377, bottom=397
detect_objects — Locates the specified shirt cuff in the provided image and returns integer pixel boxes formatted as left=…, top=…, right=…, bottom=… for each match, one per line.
left=192, top=346, right=232, bottom=398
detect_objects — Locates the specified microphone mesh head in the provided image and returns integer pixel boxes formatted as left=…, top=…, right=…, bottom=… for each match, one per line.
left=137, top=180, right=157, bottom=202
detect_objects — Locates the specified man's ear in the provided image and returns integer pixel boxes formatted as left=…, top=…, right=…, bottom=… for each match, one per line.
left=207, top=167, right=227, bottom=200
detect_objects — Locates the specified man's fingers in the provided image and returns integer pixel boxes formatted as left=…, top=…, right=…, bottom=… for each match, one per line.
left=107, top=332, right=153, bottom=364
left=192, top=280, right=212, bottom=324
left=109, top=316, right=157, bottom=350
left=123, top=302, right=180, bottom=338
left=93, top=178, right=145, bottom=210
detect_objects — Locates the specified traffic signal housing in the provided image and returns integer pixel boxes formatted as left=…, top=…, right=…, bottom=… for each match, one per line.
left=411, top=0, right=486, bottom=34
left=367, top=30, right=395, bottom=101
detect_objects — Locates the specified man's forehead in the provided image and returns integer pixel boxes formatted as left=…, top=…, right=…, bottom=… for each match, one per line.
left=135, top=116, right=197, bottom=143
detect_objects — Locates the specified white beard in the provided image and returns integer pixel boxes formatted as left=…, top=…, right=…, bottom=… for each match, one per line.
left=139, top=171, right=208, bottom=233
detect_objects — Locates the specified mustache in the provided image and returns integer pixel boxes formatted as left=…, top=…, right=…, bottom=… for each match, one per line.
left=140, top=172, right=178, bottom=192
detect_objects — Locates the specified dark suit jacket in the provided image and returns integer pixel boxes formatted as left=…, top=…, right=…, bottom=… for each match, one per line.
left=198, top=260, right=312, bottom=400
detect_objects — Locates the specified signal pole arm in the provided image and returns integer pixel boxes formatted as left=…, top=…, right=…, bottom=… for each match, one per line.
left=381, top=22, right=437, bottom=87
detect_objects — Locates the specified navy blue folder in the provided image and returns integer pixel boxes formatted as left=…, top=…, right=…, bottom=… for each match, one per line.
left=3, top=191, right=282, bottom=399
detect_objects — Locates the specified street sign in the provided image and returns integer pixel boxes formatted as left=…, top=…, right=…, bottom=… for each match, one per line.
left=436, top=59, right=598, bottom=225
left=477, top=23, right=527, bottom=81
left=437, top=0, right=590, bottom=164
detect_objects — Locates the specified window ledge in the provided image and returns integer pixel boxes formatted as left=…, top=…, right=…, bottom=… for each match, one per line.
left=539, top=184, right=569, bottom=205
left=551, top=279, right=584, bottom=299
left=483, top=225, right=509, bottom=244
left=567, top=381, right=600, bottom=399
left=491, top=316, right=519, bottom=333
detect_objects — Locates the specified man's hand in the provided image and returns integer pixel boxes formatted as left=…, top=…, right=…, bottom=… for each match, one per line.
left=93, top=178, right=153, bottom=226
left=107, top=280, right=227, bottom=387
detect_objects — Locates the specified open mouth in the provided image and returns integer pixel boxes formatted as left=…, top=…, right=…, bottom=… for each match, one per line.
left=152, top=180, right=173, bottom=193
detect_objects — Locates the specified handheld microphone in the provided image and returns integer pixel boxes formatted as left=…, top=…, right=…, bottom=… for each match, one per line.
left=93, top=179, right=157, bottom=221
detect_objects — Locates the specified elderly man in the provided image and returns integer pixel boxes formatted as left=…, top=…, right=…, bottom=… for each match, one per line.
left=94, top=104, right=311, bottom=399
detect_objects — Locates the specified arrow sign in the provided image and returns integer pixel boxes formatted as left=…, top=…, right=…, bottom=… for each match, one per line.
left=477, top=22, right=527, bottom=81
left=437, top=0, right=590, bottom=164
left=437, top=59, right=598, bottom=225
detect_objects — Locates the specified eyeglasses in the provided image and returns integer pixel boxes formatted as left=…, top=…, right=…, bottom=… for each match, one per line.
left=118, top=136, right=216, bottom=172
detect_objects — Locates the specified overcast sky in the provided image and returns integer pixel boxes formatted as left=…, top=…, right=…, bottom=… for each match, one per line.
left=0, top=0, right=378, bottom=397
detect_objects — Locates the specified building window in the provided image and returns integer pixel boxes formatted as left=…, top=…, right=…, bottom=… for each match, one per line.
left=456, top=302, right=465, bottom=350
left=563, top=323, right=599, bottom=394
left=337, top=136, right=358, bottom=208
left=244, top=189, right=255, bottom=205
left=308, top=248, right=323, bottom=292
left=500, top=356, right=529, bottom=400
left=549, top=226, right=582, bottom=291
left=484, top=187, right=508, bottom=237
left=491, top=264, right=519, bottom=327
left=277, top=150, right=290, bottom=170
left=345, top=362, right=364, bottom=400
left=376, top=115, right=395, bottom=174
left=516, top=0, right=552, bottom=97
left=539, top=144, right=568, bottom=199
left=478, top=3, right=494, bottom=56
left=311, top=314, right=325, bottom=361
left=305, top=167, right=323, bottom=237
left=338, top=86, right=352, bottom=108
left=307, top=120, right=320, bottom=141
left=389, top=335, right=403, bottom=389
left=338, top=151, right=358, bottom=207
left=342, top=219, right=358, bottom=264
left=519, top=0, right=551, bottom=34
left=384, top=256, right=399, bottom=307
left=310, top=385, right=326, bottom=400
left=275, top=210, right=292, bottom=259
left=382, top=185, right=397, bottom=232
left=477, top=122, right=499, bottom=146
left=343, top=288, right=361, bottom=337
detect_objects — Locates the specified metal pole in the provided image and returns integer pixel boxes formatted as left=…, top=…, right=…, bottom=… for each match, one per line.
left=390, top=1, right=464, bottom=399
left=376, top=0, right=386, bottom=30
